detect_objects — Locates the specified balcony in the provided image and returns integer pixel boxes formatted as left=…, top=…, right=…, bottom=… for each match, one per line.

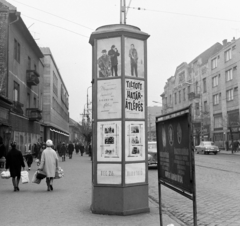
left=26, top=70, right=40, bottom=86
left=12, top=101, right=24, bottom=115
left=26, top=108, right=42, bottom=121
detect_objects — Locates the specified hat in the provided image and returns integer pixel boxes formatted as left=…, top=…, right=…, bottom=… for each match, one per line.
left=111, top=45, right=115, bottom=48
left=46, top=139, right=53, bottom=147
left=102, top=49, right=107, bottom=53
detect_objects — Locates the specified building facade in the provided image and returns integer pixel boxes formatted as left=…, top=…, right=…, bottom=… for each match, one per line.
left=0, top=0, right=44, bottom=153
left=69, top=118, right=83, bottom=143
left=41, top=47, right=69, bottom=147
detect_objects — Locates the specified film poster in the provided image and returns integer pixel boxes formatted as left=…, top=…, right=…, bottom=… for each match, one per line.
left=97, top=164, right=121, bottom=184
left=125, top=121, right=145, bottom=161
left=97, top=79, right=121, bottom=119
left=125, top=163, right=146, bottom=184
left=97, top=121, right=122, bottom=162
left=125, top=79, right=144, bottom=119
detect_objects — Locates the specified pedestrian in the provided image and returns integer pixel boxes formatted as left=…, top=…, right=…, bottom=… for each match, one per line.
left=108, top=45, right=120, bottom=76
left=68, top=141, right=74, bottom=159
left=0, top=137, right=6, bottom=168
left=38, top=139, right=59, bottom=191
left=129, top=43, right=138, bottom=77
left=24, top=149, right=33, bottom=171
left=80, top=143, right=84, bottom=156
left=59, top=142, right=67, bottom=162
left=75, top=142, right=80, bottom=154
left=5, top=141, right=25, bottom=191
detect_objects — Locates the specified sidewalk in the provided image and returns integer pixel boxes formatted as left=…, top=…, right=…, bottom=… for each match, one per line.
left=0, top=152, right=182, bottom=226
left=219, top=150, right=240, bottom=155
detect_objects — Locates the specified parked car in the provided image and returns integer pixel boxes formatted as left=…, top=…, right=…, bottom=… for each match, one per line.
left=195, top=141, right=219, bottom=155
left=148, top=141, right=157, bottom=167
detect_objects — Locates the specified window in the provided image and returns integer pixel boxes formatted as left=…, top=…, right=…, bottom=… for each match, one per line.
left=14, top=39, right=20, bottom=63
left=214, top=115, right=222, bottom=128
left=28, top=57, right=31, bottom=70
left=183, top=88, right=185, bottom=101
left=175, top=93, right=177, bottom=104
left=226, top=69, right=233, bottom=81
left=203, top=78, right=206, bottom=93
left=212, top=75, right=218, bottom=87
left=195, top=103, right=200, bottom=115
left=226, top=89, right=234, bottom=101
left=213, top=94, right=219, bottom=105
left=179, top=90, right=181, bottom=103
left=211, top=57, right=217, bottom=69
left=13, top=81, right=20, bottom=101
left=204, top=101, right=208, bottom=113
left=225, top=48, right=232, bottom=62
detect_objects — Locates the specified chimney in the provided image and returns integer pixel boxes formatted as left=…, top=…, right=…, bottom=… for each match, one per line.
left=232, top=37, right=236, bottom=42
left=222, top=39, right=228, bottom=46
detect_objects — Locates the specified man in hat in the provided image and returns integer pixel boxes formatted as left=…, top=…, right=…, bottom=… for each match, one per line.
left=97, top=49, right=111, bottom=77
left=108, top=45, right=120, bottom=76
left=129, top=43, right=138, bottom=77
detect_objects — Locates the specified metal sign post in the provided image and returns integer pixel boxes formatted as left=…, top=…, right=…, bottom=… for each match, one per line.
left=156, top=105, right=197, bottom=226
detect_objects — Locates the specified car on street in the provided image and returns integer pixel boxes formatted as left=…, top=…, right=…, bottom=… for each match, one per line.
left=195, top=141, right=219, bottom=155
left=148, top=141, right=157, bottom=167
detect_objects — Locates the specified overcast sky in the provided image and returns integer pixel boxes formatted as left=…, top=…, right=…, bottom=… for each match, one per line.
left=7, top=0, right=240, bottom=122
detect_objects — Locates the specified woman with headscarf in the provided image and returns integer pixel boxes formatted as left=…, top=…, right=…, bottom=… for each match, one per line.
left=5, top=141, right=25, bottom=191
left=38, top=139, right=59, bottom=191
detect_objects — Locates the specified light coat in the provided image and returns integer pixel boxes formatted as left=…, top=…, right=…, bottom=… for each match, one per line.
left=39, top=147, right=59, bottom=177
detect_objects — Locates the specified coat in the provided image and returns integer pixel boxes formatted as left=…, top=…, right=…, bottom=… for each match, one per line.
left=68, top=143, right=74, bottom=154
left=39, top=147, right=59, bottom=178
left=6, top=147, right=25, bottom=178
left=108, top=49, right=120, bottom=66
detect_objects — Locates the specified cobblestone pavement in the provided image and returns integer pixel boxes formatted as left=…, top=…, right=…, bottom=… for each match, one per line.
left=148, top=152, right=240, bottom=226
left=0, top=152, right=180, bottom=226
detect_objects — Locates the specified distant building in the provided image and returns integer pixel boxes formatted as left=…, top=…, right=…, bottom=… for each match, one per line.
left=148, top=106, right=162, bottom=141
left=69, top=118, right=83, bottom=143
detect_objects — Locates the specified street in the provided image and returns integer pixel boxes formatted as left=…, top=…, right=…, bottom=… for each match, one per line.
left=149, top=152, right=240, bottom=226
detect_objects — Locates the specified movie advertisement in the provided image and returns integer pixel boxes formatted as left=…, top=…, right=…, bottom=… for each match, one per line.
left=97, top=164, right=122, bottom=184
left=125, top=163, right=146, bottom=184
left=125, top=121, right=145, bottom=161
left=125, top=37, right=144, bottom=78
left=97, top=121, right=122, bottom=162
left=125, top=79, right=144, bottom=119
left=97, top=37, right=121, bottom=78
left=97, top=79, right=121, bottom=119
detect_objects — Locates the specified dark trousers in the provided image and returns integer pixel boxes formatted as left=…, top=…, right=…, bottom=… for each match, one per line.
left=111, top=65, right=118, bottom=76
left=131, top=62, right=138, bottom=77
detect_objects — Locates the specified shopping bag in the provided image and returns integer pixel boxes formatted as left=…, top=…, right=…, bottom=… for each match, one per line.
left=32, top=171, right=41, bottom=184
left=36, top=170, right=46, bottom=180
left=54, top=167, right=64, bottom=179
left=21, top=171, right=29, bottom=184
left=1, top=170, right=10, bottom=179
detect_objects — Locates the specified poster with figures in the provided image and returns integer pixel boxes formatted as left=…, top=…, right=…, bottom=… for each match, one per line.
left=125, top=79, right=144, bottom=119
left=125, top=121, right=145, bottom=161
left=98, top=79, right=121, bottom=119
left=97, top=164, right=122, bottom=184
left=97, top=37, right=121, bottom=78
left=125, top=37, right=144, bottom=78
left=125, top=163, right=146, bottom=184
left=97, top=121, right=122, bottom=162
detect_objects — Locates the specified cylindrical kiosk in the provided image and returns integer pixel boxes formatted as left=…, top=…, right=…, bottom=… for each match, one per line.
left=89, top=24, right=150, bottom=215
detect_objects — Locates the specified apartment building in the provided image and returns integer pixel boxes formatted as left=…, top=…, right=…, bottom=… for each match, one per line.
left=41, top=47, right=69, bottom=146
left=0, top=0, right=44, bottom=153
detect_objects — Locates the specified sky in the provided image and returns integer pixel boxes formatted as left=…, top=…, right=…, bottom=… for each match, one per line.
left=6, top=0, right=240, bottom=123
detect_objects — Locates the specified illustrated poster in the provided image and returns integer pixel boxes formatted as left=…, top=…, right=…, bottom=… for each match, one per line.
left=97, top=79, right=121, bottom=119
left=125, top=79, right=144, bottom=119
left=97, top=164, right=121, bottom=184
left=97, top=121, right=122, bottom=162
left=125, top=163, right=146, bottom=184
left=125, top=37, right=144, bottom=78
left=97, top=37, right=121, bottom=78
left=125, top=121, right=145, bottom=161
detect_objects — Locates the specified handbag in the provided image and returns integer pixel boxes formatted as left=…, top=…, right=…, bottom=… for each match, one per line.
left=32, top=171, right=41, bottom=184
left=36, top=170, right=46, bottom=180
left=54, top=167, right=64, bottom=179
left=21, top=171, right=29, bottom=184
left=1, top=170, right=10, bottom=179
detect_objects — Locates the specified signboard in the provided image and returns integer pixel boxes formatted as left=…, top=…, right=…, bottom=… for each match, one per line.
left=125, top=121, right=145, bottom=161
left=97, top=121, right=122, bottom=162
left=125, top=163, right=146, bottom=184
left=97, top=164, right=121, bottom=184
left=97, top=79, right=121, bottom=119
left=125, top=79, right=144, bottom=119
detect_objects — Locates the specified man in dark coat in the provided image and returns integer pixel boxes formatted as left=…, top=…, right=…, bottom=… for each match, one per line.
left=59, top=142, right=67, bottom=162
left=79, top=143, right=84, bottom=156
left=108, top=45, right=120, bottom=76
left=0, top=137, right=6, bottom=168
left=6, top=141, right=25, bottom=191
left=68, top=142, right=74, bottom=159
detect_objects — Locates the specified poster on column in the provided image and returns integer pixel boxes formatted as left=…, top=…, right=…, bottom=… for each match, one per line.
left=97, top=121, right=122, bottom=162
left=97, top=37, right=121, bottom=78
left=125, top=121, right=145, bottom=161
left=125, top=37, right=144, bottom=78
left=125, top=163, right=146, bottom=184
left=125, top=79, right=144, bottom=119
left=97, top=164, right=122, bottom=184
left=97, top=79, right=121, bottom=119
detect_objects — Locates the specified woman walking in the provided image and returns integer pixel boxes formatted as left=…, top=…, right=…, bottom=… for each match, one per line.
left=38, top=139, right=59, bottom=191
left=5, top=141, right=25, bottom=191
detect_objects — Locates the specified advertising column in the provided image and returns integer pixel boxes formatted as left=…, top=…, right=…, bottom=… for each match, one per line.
left=89, top=24, right=150, bottom=215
